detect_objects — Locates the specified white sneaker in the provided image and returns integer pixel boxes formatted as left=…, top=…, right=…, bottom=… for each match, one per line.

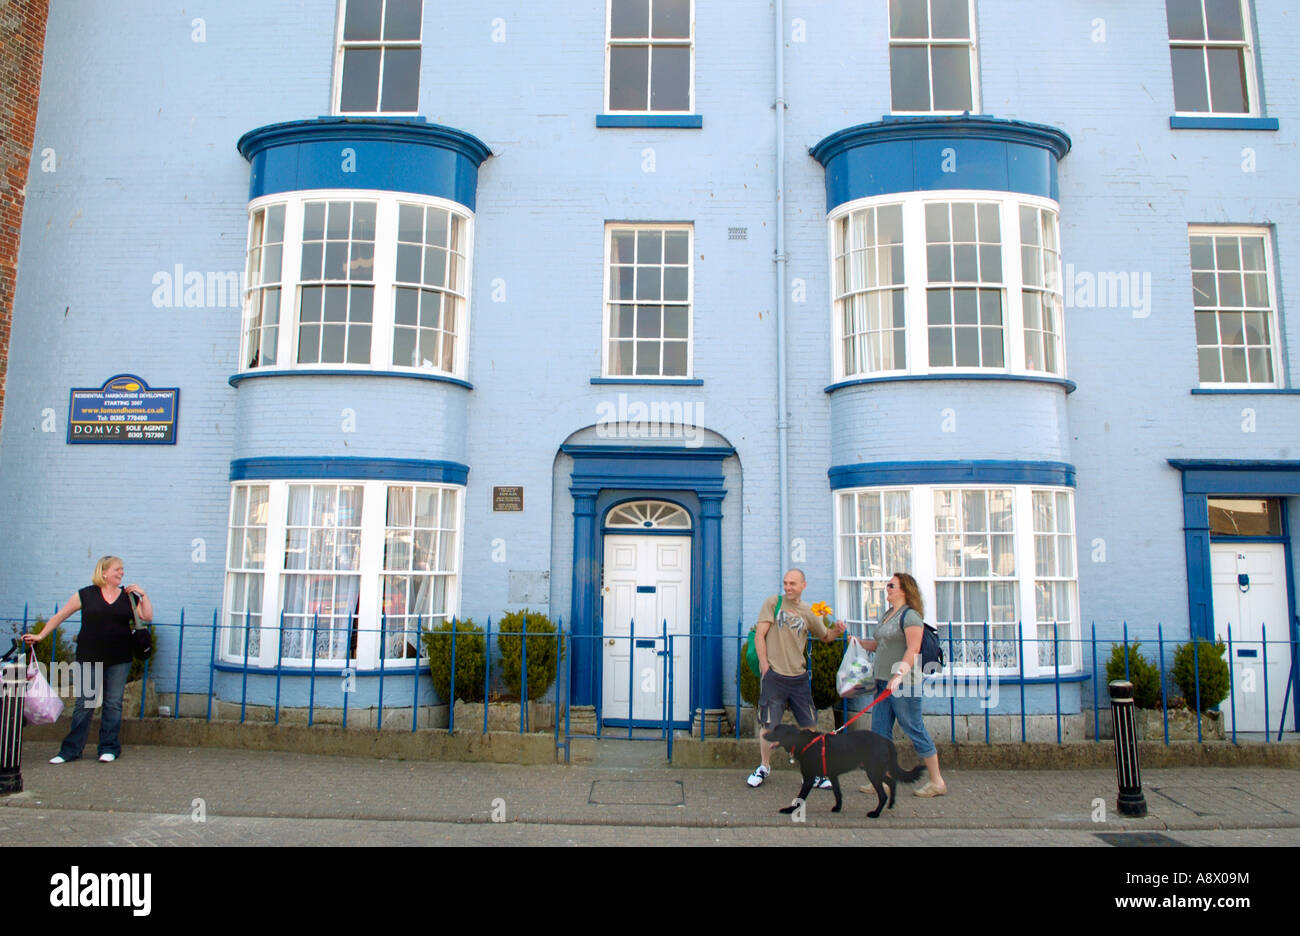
left=812, top=776, right=834, bottom=790
left=746, top=764, right=770, bottom=787
left=98, top=753, right=116, bottom=763
left=48, top=755, right=67, bottom=765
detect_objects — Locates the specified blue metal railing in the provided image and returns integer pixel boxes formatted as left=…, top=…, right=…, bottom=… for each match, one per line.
left=4, top=608, right=1298, bottom=764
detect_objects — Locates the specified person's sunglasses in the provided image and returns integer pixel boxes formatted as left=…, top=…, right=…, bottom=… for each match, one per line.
left=885, top=583, right=897, bottom=590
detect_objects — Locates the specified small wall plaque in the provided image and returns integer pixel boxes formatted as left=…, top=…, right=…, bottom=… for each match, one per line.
left=493, top=486, right=523, bottom=511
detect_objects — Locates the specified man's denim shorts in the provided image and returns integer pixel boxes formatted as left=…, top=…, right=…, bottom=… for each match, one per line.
left=758, top=670, right=816, bottom=729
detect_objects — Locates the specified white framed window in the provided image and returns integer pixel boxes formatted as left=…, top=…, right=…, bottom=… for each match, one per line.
left=392, top=203, right=467, bottom=372
left=1166, top=0, right=1258, bottom=115
left=220, top=479, right=464, bottom=668
left=1190, top=226, right=1279, bottom=387
left=239, top=190, right=473, bottom=379
left=281, top=484, right=365, bottom=663
left=828, top=191, right=1066, bottom=382
left=297, top=200, right=377, bottom=365
left=224, top=484, right=270, bottom=659
left=833, top=205, right=907, bottom=374
left=381, top=485, right=459, bottom=660
left=606, top=500, right=692, bottom=529
left=889, top=0, right=979, bottom=114
left=334, top=0, right=422, bottom=115
left=605, top=0, right=694, bottom=113
left=603, top=224, right=693, bottom=378
left=836, top=489, right=913, bottom=637
left=1020, top=205, right=1064, bottom=374
left=834, top=484, right=1079, bottom=675
left=926, top=201, right=1004, bottom=369
left=243, top=206, right=285, bottom=369
left=1032, top=490, right=1076, bottom=668
left=934, top=488, right=1017, bottom=668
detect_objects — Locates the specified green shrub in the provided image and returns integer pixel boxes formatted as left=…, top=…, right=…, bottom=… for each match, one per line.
left=420, top=618, right=486, bottom=702
left=1104, top=642, right=1163, bottom=709
left=497, top=610, right=563, bottom=699
left=1171, top=638, right=1230, bottom=713
left=810, top=638, right=845, bottom=710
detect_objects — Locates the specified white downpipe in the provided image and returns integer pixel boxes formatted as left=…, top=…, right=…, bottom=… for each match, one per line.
left=774, top=0, right=790, bottom=571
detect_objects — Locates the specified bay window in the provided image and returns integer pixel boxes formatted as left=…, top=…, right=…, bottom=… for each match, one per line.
left=829, top=191, right=1066, bottom=382
left=835, top=484, right=1079, bottom=675
left=239, top=191, right=472, bottom=379
left=221, top=480, right=463, bottom=668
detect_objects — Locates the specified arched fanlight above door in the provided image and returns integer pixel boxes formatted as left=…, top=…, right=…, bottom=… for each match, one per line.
left=605, top=500, right=692, bottom=530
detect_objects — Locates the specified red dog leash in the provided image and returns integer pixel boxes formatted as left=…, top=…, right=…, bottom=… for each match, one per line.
left=797, top=687, right=894, bottom=778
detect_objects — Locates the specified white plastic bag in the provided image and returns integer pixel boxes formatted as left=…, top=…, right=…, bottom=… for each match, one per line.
left=24, top=660, right=64, bottom=725
left=836, top=638, right=874, bottom=699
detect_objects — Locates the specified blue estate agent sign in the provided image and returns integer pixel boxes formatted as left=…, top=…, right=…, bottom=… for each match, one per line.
left=67, top=374, right=180, bottom=445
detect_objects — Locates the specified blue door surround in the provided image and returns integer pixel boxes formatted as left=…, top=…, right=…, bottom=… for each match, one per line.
left=1169, top=460, right=1299, bottom=731
left=562, top=444, right=733, bottom=723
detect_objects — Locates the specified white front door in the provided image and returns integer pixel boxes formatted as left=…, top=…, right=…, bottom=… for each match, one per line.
left=1211, top=543, right=1292, bottom=734
left=601, top=534, right=691, bottom=724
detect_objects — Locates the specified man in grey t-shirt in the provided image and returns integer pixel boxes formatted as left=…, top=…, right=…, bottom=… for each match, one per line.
left=747, top=569, right=846, bottom=788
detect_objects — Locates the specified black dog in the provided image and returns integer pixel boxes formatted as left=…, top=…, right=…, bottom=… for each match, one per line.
left=763, top=724, right=925, bottom=818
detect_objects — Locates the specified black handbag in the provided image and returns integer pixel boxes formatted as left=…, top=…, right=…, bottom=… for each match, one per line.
left=127, top=592, right=153, bottom=661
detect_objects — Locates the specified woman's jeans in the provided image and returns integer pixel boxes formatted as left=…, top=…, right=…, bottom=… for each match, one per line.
left=870, top=679, right=937, bottom=759
left=58, top=661, right=130, bottom=760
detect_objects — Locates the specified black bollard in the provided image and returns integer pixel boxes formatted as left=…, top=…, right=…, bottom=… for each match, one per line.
left=0, top=652, right=24, bottom=796
left=1109, top=680, right=1146, bottom=817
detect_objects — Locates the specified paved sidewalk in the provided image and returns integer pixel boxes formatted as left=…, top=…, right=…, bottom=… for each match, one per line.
left=2, top=741, right=1297, bottom=846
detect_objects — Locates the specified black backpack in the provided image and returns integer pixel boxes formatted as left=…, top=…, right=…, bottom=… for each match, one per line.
left=916, top=619, right=945, bottom=670
left=896, top=607, right=944, bottom=671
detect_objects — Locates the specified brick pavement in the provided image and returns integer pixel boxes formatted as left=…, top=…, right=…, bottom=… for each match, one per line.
left=2, top=742, right=1298, bottom=846
left=2, top=808, right=1299, bottom=847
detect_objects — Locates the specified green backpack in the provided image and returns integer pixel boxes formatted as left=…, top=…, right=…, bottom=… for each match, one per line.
left=744, top=596, right=781, bottom=676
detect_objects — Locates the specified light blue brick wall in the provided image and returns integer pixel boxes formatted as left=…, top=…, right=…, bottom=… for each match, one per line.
left=1, top=2, right=1297, bottom=713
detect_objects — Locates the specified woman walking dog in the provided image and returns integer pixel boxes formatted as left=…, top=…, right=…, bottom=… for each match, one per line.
left=853, top=572, right=946, bottom=797
left=23, top=556, right=153, bottom=764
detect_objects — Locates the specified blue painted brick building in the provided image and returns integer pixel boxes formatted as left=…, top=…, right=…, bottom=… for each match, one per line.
left=1, top=0, right=1296, bottom=735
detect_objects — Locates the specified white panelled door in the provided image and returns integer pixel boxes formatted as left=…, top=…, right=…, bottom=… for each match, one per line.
left=601, top=534, right=691, bottom=724
left=1211, top=543, right=1292, bottom=734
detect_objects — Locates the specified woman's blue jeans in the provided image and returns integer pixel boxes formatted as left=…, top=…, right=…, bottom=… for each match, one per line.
left=58, top=661, right=130, bottom=760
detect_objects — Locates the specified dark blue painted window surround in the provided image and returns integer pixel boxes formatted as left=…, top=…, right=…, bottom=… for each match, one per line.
left=596, top=115, right=703, bottom=128
left=591, top=377, right=704, bottom=386
left=230, top=456, right=469, bottom=485
left=810, top=115, right=1072, bottom=212
left=828, top=460, right=1076, bottom=490
left=1167, top=460, right=1299, bottom=649
left=562, top=444, right=733, bottom=721
left=826, top=374, right=1077, bottom=394
left=229, top=369, right=473, bottom=390
left=1169, top=116, right=1279, bottom=131
left=237, top=117, right=492, bottom=211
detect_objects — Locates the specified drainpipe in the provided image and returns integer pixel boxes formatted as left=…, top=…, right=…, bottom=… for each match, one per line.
left=774, top=0, right=790, bottom=571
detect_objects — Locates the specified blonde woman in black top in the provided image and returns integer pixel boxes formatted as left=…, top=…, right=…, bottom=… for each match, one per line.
left=24, top=556, right=153, bottom=763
